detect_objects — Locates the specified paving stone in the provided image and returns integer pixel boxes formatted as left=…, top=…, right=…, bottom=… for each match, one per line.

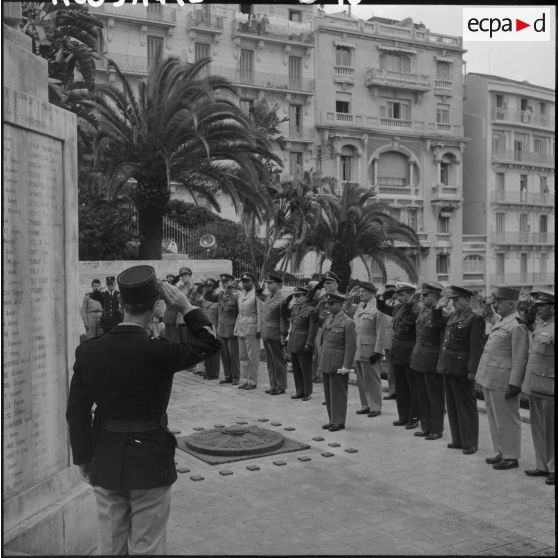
left=328, top=442, right=341, bottom=447
left=213, top=424, right=225, bottom=428
left=273, top=460, right=287, bottom=466
left=246, top=465, right=260, bottom=471
left=312, top=436, right=325, bottom=441
left=270, top=422, right=282, bottom=426
left=190, top=475, right=205, bottom=481
left=219, top=470, right=233, bottom=476
left=236, top=420, right=248, bottom=425
left=284, top=426, right=296, bottom=431
left=176, top=466, right=191, bottom=473
left=192, top=426, right=204, bottom=431
left=345, top=448, right=358, bottom=453
left=321, top=452, right=335, bottom=457
left=297, top=456, right=312, bottom=462
left=257, top=418, right=269, bottom=422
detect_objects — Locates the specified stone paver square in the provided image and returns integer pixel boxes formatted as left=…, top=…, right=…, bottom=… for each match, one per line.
left=190, top=475, right=205, bottom=481
left=321, top=451, right=335, bottom=457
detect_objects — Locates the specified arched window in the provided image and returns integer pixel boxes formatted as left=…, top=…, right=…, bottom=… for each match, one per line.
left=463, top=255, right=484, bottom=274
left=436, top=61, right=452, bottom=81
left=377, top=151, right=408, bottom=188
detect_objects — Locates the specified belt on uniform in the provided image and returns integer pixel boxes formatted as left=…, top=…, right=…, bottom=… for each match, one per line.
left=87, top=311, right=102, bottom=313
left=102, top=415, right=168, bottom=433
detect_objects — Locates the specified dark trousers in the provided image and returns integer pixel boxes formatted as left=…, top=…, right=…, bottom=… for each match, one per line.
left=291, top=352, right=313, bottom=397
left=263, top=339, right=287, bottom=391
left=204, top=351, right=221, bottom=379
left=444, top=375, right=479, bottom=448
left=323, top=373, right=349, bottom=426
left=414, top=371, right=445, bottom=435
left=220, top=336, right=240, bottom=381
left=393, top=362, right=418, bottom=422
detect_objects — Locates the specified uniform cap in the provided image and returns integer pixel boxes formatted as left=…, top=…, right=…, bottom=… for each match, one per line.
left=166, top=273, right=176, bottom=281
left=106, top=276, right=116, bottom=284
left=240, top=272, right=256, bottom=282
left=265, top=272, right=283, bottom=283
left=384, top=281, right=397, bottom=291
left=448, top=285, right=475, bottom=298
left=219, top=273, right=235, bottom=281
left=421, top=281, right=443, bottom=294
left=205, top=277, right=218, bottom=285
left=307, top=280, right=319, bottom=289
left=533, top=290, right=554, bottom=305
left=494, top=287, right=521, bottom=300
left=323, top=271, right=340, bottom=284
left=359, top=282, right=377, bottom=293
left=178, top=267, right=192, bottom=276
left=324, top=293, right=346, bottom=303
left=395, top=281, right=417, bottom=293
left=293, top=287, right=309, bottom=296
left=117, top=265, right=158, bottom=304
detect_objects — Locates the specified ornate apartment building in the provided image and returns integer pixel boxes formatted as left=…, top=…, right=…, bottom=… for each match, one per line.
left=463, top=73, right=555, bottom=294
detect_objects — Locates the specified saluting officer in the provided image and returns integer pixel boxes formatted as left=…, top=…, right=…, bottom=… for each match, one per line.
left=434, top=285, right=486, bottom=455
left=353, top=282, right=388, bottom=418
left=217, top=273, right=240, bottom=385
left=318, top=293, right=357, bottom=432
left=201, top=278, right=220, bottom=380
left=101, top=276, right=123, bottom=332
left=475, top=287, right=529, bottom=470
left=410, top=282, right=446, bottom=440
left=522, top=290, right=554, bottom=486
left=66, top=266, right=220, bottom=555
left=283, top=287, right=318, bottom=401
left=377, top=282, right=420, bottom=429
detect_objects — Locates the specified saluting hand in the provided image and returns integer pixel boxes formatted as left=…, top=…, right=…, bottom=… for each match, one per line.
left=161, top=281, right=191, bottom=314
left=436, top=294, right=450, bottom=310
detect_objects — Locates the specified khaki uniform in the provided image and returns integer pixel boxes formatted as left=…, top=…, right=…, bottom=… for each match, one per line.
left=476, top=313, right=529, bottom=459
left=81, top=292, right=104, bottom=339
left=261, top=290, right=289, bottom=392
left=201, top=293, right=220, bottom=379
left=353, top=300, right=388, bottom=413
left=522, top=318, right=554, bottom=474
left=217, top=289, right=240, bottom=382
left=234, top=289, right=262, bottom=387
left=318, top=311, right=356, bottom=426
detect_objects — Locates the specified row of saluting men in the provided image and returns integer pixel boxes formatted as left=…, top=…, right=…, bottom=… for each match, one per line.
left=66, top=265, right=554, bottom=555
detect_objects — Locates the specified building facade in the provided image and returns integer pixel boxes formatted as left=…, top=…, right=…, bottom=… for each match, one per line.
left=463, top=73, right=555, bottom=294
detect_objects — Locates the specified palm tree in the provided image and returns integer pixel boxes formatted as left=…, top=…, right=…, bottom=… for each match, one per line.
left=94, top=57, right=280, bottom=259
left=292, top=182, right=420, bottom=292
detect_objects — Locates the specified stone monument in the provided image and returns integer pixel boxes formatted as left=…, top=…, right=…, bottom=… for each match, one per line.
left=2, top=20, right=96, bottom=555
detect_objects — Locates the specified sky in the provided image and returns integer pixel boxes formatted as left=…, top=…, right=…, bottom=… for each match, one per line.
left=323, top=4, right=556, bottom=89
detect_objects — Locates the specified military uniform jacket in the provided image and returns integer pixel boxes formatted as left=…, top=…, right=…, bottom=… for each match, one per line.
left=318, top=311, right=357, bottom=374
left=376, top=298, right=419, bottom=365
left=285, top=302, right=318, bottom=354
left=101, top=290, right=123, bottom=330
left=522, top=317, right=554, bottom=399
left=433, top=306, right=486, bottom=377
left=261, top=290, right=289, bottom=341
left=217, top=289, right=239, bottom=338
left=234, top=289, right=262, bottom=338
left=476, top=312, right=529, bottom=391
left=80, top=292, right=103, bottom=325
left=66, top=309, right=221, bottom=491
left=201, top=291, right=219, bottom=327
left=410, top=306, right=444, bottom=373
left=353, top=300, right=387, bottom=361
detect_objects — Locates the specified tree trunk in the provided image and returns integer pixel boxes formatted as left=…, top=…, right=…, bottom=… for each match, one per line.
left=330, top=250, right=353, bottom=293
left=137, top=208, right=164, bottom=260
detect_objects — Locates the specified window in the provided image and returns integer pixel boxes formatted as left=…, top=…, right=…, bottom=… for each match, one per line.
left=495, top=172, right=505, bottom=199
left=289, top=10, right=302, bottom=22
left=436, top=104, right=450, bottom=124
left=289, top=152, right=303, bottom=177
left=436, top=61, right=451, bottom=80
left=540, top=176, right=548, bottom=194
left=289, top=105, right=303, bottom=137
left=438, top=215, right=450, bottom=233
left=195, top=42, right=211, bottom=62
left=147, top=36, right=163, bottom=67
left=147, top=3, right=162, bottom=16
left=377, top=151, right=408, bottom=187
left=336, top=100, right=350, bottom=114
left=436, top=254, right=449, bottom=274
left=520, top=253, right=528, bottom=281
left=540, top=253, right=547, bottom=275
left=496, top=213, right=505, bottom=233
left=440, top=162, right=449, bottom=185
left=492, top=131, right=505, bottom=154
left=519, top=213, right=529, bottom=240
left=341, top=155, right=352, bottom=181
left=239, top=49, right=254, bottom=83
left=519, top=175, right=527, bottom=201
left=539, top=214, right=548, bottom=235
left=534, top=137, right=547, bottom=163
left=288, top=56, right=302, bottom=89
left=495, top=253, right=505, bottom=278
left=335, top=46, right=352, bottom=67
left=494, top=94, right=506, bottom=118
left=387, top=207, right=401, bottom=221
left=406, top=208, right=418, bottom=230
left=540, top=102, right=547, bottom=115
left=380, top=100, right=411, bottom=120
left=514, top=134, right=528, bottom=161
left=464, top=255, right=484, bottom=274
left=380, top=53, right=411, bottom=72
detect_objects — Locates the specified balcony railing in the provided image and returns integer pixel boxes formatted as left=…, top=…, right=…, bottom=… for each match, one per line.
left=380, top=117, right=412, bottom=128
left=232, top=17, right=314, bottom=44
left=365, top=68, right=431, bottom=91
left=492, top=150, right=554, bottom=166
left=434, top=79, right=453, bottom=89
left=186, top=11, right=224, bottom=32
left=100, top=52, right=148, bottom=75
left=491, top=108, right=554, bottom=129
left=317, top=16, right=462, bottom=48
left=492, top=232, right=554, bottom=244
left=334, top=66, right=355, bottom=81
left=492, top=273, right=554, bottom=286
left=97, top=3, right=176, bottom=25
left=288, top=125, right=314, bottom=141
left=211, top=66, right=314, bottom=93
left=492, top=191, right=555, bottom=205
left=463, top=234, right=487, bottom=244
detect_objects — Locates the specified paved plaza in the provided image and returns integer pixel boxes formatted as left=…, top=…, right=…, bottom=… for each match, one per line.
left=166, top=365, right=555, bottom=556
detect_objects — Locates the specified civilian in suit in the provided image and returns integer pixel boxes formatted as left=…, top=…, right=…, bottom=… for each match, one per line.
left=201, top=278, right=220, bottom=380
left=66, top=266, right=220, bottom=555
left=475, top=287, right=529, bottom=470
left=217, top=273, right=240, bottom=385
left=522, top=291, right=554, bottom=486
left=100, top=276, right=123, bottom=332
left=81, top=279, right=104, bottom=339
left=433, top=285, right=486, bottom=455
left=283, top=287, right=318, bottom=401
left=234, top=272, right=262, bottom=390
left=353, top=282, right=388, bottom=418
left=377, top=282, right=420, bottom=429
left=318, top=293, right=357, bottom=432
left=261, top=273, right=289, bottom=395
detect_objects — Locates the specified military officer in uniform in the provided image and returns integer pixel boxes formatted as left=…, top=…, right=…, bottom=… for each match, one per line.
left=101, top=276, right=123, bottom=332
left=66, top=265, right=220, bottom=555
left=201, top=278, right=220, bottom=380
left=522, top=290, right=554, bottom=485
left=382, top=281, right=398, bottom=400
left=261, top=272, right=289, bottom=395
left=217, top=273, right=240, bottom=385
left=475, top=287, right=529, bottom=469
left=353, top=282, right=388, bottom=418
left=81, top=279, right=104, bottom=339
left=283, top=287, right=318, bottom=401
left=234, top=272, right=262, bottom=390
left=318, top=293, right=357, bottom=431
left=410, top=282, right=446, bottom=440
left=162, top=273, right=180, bottom=342
left=434, top=285, right=486, bottom=455
left=377, top=282, right=420, bottom=429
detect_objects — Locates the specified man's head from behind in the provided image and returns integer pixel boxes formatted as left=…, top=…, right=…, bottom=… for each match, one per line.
left=117, top=266, right=161, bottom=318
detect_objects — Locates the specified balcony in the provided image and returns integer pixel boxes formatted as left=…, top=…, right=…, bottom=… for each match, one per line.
left=492, top=150, right=554, bottom=167
left=372, top=178, right=418, bottom=198
left=491, top=108, right=554, bottom=130
left=186, top=11, right=224, bottom=34
left=99, top=52, right=148, bottom=76
left=365, top=68, right=431, bottom=92
left=492, top=191, right=555, bottom=206
left=380, top=117, right=412, bottom=128
left=492, top=232, right=554, bottom=245
left=232, top=16, right=314, bottom=46
left=434, top=79, right=454, bottom=95
left=97, top=3, right=176, bottom=26
left=432, top=185, right=461, bottom=203
left=316, top=16, right=463, bottom=49
left=211, top=66, right=314, bottom=94
left=288, top=126, right=314, bottom=143
left=492, top=273, right=554, bottom=286
left=333, top=66, right=355, bottom=84
left=435, top=233, right=452, bottom=248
